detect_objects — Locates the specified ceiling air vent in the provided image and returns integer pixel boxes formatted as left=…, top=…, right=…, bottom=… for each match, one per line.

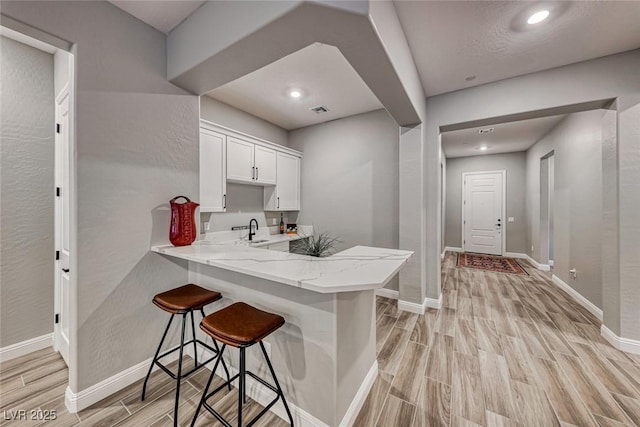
left=310, top=105, right=329, bottom=114
left=478, top=127, right=494, bottom=134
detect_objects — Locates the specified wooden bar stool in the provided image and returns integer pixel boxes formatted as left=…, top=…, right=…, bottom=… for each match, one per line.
left=142, top=284, right=231, bottom=426
left=191, top=302, right=294, bottom=427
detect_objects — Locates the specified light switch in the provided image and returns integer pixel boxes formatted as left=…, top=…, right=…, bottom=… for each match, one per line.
left=508, top=217, right=515, bottom=222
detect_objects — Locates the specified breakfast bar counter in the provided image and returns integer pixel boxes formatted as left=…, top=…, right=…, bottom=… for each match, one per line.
left=151, top=241, right=412, bottom=427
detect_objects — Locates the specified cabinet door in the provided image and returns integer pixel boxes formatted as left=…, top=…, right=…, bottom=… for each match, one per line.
left=226, top=137, right=254, bottom=183
left=200, top=129, right=226, bottom=212
left=254, top=145, right=277, bottom=185
left=276, top=152, right=300, bottom=210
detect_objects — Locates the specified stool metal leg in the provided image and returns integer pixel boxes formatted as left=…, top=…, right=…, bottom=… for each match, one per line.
left=174, top=312, right=187, bottom=426
left=260, top=341, right=294, bottom=426
left=190, top=310, right=198, bottom=367
left=142, top=313, right=175, bottom=401
left=190, top=344, right=227, bottom=427
left=238, top=347, right=246, bottom=426
left=201, top=308, right=232, bottom=390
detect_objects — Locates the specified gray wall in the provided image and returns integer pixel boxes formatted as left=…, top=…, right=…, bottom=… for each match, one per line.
left=0, top=36, right=54, bottom=347
left=1, top=1, right=199, bottom=391
left=444, top=152, right=527, bottom=254
left=289, top=109, right=400, bottom=290
left=526, top=110, right=604, bottom=308
left=200, top=96, right=288, bottom=147
left=199, top=96, right=293, bottom=233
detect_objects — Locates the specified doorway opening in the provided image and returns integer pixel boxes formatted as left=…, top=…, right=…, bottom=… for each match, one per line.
left=0, top=25, right=75, bottom=373
left=540, top=151, right=555, bottom=269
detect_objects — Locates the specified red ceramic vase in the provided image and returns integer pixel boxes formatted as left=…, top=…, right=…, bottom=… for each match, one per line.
left=169, top=196, right=199, bottom=246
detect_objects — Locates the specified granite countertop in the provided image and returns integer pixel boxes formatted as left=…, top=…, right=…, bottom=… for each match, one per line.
left=150, top=242, right=413, bottom=294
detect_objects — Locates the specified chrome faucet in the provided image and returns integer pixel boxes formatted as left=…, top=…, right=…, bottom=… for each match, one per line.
left=248, top=218, right=258, bottom=241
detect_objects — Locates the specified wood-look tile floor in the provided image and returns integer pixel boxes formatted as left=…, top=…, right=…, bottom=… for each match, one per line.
left=355, top=253, right=640, bottom=427
left=2, top=252, right=640, bottom=426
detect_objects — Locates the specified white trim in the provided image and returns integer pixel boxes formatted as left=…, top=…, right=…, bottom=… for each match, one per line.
left=0, top=333, right=53, bottom=363
left=424, top=294, right=443, bottom=309
left=462, top=170, right=506, bottom=256
left=550, top=274, right=603, bottom=321
left=0, top=25, right=57, bottom=53
left=188, top=347, right=330, bottom=427
left=504, top=252, right=550, bottom=272
left=375, top=288, right=399, bottom=300
left=398, top=299, right=425, bottom=315
left=445, top=246, right=463, bottom=253
left=64, top=348, right=180, bottom=413
left=398, top=294, right=442, bottom=315
left=601, top=325, right=640, bottom=355
left=338, top=361, right=378, bottom=427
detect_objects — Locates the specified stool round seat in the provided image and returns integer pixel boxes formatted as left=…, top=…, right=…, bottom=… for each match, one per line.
left=201, top=302, right=285, bottom=347
left=153, top=284, right=222, bottom=313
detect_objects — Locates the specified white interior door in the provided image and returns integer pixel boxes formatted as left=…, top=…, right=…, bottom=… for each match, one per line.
left=463, top=171, right=504, bottom=255
left=54, top=87, right=71, bottom=365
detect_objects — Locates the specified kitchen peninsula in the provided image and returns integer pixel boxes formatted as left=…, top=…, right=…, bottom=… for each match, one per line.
left=151, top=241, right=412, bottom=427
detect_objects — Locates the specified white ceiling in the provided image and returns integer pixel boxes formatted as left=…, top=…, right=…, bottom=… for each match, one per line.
left=394, top=1, right=640, bottom=96
left=206, top=43, right=383, bottom=130
left=442, top=115, right=565, bottom=158
left=109, top=1, right=205, bottom=33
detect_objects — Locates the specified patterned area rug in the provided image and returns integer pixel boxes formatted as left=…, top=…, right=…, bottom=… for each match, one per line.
left=457, top=253, right=528, bottom=275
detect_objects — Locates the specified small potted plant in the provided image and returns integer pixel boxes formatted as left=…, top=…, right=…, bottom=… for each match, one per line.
left=299, top=231, right=340, bottom=257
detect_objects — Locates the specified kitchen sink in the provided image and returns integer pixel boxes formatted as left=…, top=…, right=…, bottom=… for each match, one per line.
left=249, top=239, right=269, bottom=244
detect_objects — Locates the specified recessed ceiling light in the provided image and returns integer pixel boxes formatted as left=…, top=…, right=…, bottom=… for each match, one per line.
left=289, top=89, right=302, bottom=99
left=480, top=146, right=488, bottom=151
left=527, top=10, right=550, bottom=24
left=478, top=128, right=494, bottom=134
left=465, top=75, right=476, bottom=82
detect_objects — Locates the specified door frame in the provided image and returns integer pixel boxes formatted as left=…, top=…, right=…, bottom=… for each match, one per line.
left=461, top=170, right=506, bottom=255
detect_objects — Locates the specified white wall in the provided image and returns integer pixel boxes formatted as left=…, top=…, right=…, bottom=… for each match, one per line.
left=444, top=152, right=527, bottom=253
left=0, top=35, right=54, bottom=347
left=1, top=1, right=200, bottom=392
left=526, top=110, right=604, bottom=309
left=289, top=109, right=400, bottom=290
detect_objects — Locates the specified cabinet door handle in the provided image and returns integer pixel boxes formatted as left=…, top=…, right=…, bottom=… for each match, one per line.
left=256, top=167, right=258, bottom=180
left=277, top=196, right=280, bottom=209
left=252, top=166, right=255, bottom=180
left=223, top=194, right=226, bottom=209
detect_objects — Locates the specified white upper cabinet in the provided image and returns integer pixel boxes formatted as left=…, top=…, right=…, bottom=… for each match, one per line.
left=226, top=136, right=277, bottom=185
left=199, top=120, right=302, bottom=212
left=199, top=127, right=226, bottom=212
left=265, top=152, right=301, bottom=211
left=226, top=137, right=254, bottom=183
left=253, top=145, right=277, bottom=185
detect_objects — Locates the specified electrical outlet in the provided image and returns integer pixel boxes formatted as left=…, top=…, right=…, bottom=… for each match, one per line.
left=508, top=217, right=515, bottom=222
left=204, top=222, right=211, bottom=231
left=272, top=218, right=277, bottom=225
left=531, top=245, right=534, bottom=252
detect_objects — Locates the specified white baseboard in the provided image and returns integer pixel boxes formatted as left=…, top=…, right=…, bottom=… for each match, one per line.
left=338, top=361, right=378, bottom=427
left=601, top=325, right=640, bottom=355
left=445, top=246, right=463, bottom=253
left=398, top=294, right=442, bottom=315
left=398, top=299, right=425, bottom=315
left=0, top=333, right=53, bottom=363
left=550, top=274, right=603, bottom=321
left=424, top=294, right=443, bottom=310
left=504, top=252, right=550, bottom=271
left=375, top=288, right=399, bottom=300
left=65, top=347, right=180, bottom=413
left=189, top=347, right=330, bottom=427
